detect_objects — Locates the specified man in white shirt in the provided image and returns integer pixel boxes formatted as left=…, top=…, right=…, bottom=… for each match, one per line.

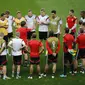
left=37, top=8, right=50, bottom=40
left=80, top=10, right=85, bottom=23
left=25, top=10, right=36, bottom=39
left=0, top=33, right=10, bottom=80
left=5, top=10, right=14, bottom=39
left=8, top=32, right=26, bottom=79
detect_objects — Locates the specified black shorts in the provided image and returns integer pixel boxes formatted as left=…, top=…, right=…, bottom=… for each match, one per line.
left=39, top=32, right=47, bottom=40
left=27, top=31, right=35, bottom=39
left=77, top=49, right=85, bottom=59
left=0, top=55, right=7, bottom=65
left=64, top=52, right=73, bottom=64
left=13, top=55, right=22, bottom=65
left=8, top=32, right=13, bottom=39
left=54, top=34, right=60, bottom=38
left=47, top=54, right=58, bottom=64
left=30, top=57, right=40, bottom=65
left=3, top=35, right=8, bottom=43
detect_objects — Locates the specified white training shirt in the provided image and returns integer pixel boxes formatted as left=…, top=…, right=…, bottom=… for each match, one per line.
left=37, top=15, right=49, bottom=32
left=80, top=17, right=85, bottom=23
left=8, top=38, right=26, bottom=56
left=7, top=15, right=14, bottom=33
left=0, top=42, right=7, bottom=55
left=25, top=14, right=36, bottom=31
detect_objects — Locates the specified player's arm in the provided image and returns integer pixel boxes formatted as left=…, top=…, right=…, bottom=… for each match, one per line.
left=35, top=16, right=38, bottom=27
left=39, top=42, right=44, bottom=54
left=8, top=40, right=16, bottom=52
left=41, top=17, right=50, bottom=25
left=0, top=42, right=6, bottom=54
left=46, top=40, right=53, bottom=54
left=66, top=17, right=68, bottom=28
left=72, top=36, right=76, bottom=49
left=21, top=41, right=26, bottom=49
left=59, top=19, right=63, bottom=34
left=4, top=20, right=8, bottom=29
left=63, top=37, right=68, bottom=49
left=8, top=41, right=13, bottom=49
left=56, top=40, right=60, bottom=54
left=2, top=25, right=8, bottom=29
left=36, top=16, right=41, bottom=25
left=0, top=24, right=8, bottom=29
left=71, top=17, right=78, bottom=30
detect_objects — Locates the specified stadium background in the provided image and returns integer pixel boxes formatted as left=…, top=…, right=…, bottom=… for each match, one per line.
left=0, top=0, right=85, bottom=85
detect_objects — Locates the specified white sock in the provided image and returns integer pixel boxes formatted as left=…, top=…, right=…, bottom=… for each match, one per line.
left=3, top=75, right=6, bottom=78
left=12, top=71, right=14, bottom=75
left=17, top=72, right=20, bottom=76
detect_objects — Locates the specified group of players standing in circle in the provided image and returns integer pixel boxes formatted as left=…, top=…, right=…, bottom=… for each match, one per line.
left=0, top=8, right=85, bottom=80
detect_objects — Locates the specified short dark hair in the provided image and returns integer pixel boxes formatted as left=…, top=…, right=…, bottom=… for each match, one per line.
left=40, top=8, right=45, bottom=12
left=28, top=9, right=32, bottom=12
left=82, top=22, right=85, bottom=26
left=65, top=28, right=69, bottom=33
left=49, top=31, right=54, bottom=37
left=32, top=33, right=36, bottom=38
left=81, top=10, right=85, bottom=14
left=51, top=10, right=56, bottom=14
left=1, top=13, right=5, bottom=17
left=80, top=28, right=84, bottom=33
left=5, top=10, right=10, bottom=14
left=17, top=11, right=21, bottom=14
left=21, top=21, right=26, bottom=27
left=79, top=20, right=83, bottom=25
left=70, top=9, right=74, bottom=13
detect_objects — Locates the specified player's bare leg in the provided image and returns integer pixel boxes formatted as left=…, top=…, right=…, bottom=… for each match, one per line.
left=81, top=59, right=85, bottom=74
left=74, top=59, right=78, bottom=73
left=12, top=64, right=15, bottom=77
left=52, top=63, right=56, bottom=78
left=24, top=53, right=28, bottom=67
left=28, top=64, right=33, bottom=79
left=16, top=65, right=21, bottom=79
left=3, top=66, right=11, bottom=80
left=43, top=64, right=49, bottom=77
left=3, top=66, right=6, bottom=79
left=30, top=64, right=33, bottom=74
left=37, top=65, right=42, bottom=78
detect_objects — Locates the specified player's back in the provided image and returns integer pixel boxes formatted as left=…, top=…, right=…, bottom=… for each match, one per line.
left=28, top=39, right=42, bottom=56
left=64, top=34, right=74, bottom=48
left=47, top=37, right=58, bottom=52
left=77, top=33, right=85, bottom=48
left=16, top=28, right=28, bottom=39
left=12, top=38, right=23, bottom=51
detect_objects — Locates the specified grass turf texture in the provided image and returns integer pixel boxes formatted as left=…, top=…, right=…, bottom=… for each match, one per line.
left=0, top=0, right=85, bottom=85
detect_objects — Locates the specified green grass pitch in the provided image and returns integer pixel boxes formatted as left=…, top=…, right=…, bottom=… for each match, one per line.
left=0, top=0, right=85, bottom=85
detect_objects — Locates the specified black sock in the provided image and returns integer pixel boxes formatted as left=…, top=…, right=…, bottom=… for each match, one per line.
left=44, top=72, right=46, bottom=75
left=52, top=73, right=55, bottom=76
left=64, top=65, right=67, bottom=75
left=71, top=64, right=74, bottom=74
